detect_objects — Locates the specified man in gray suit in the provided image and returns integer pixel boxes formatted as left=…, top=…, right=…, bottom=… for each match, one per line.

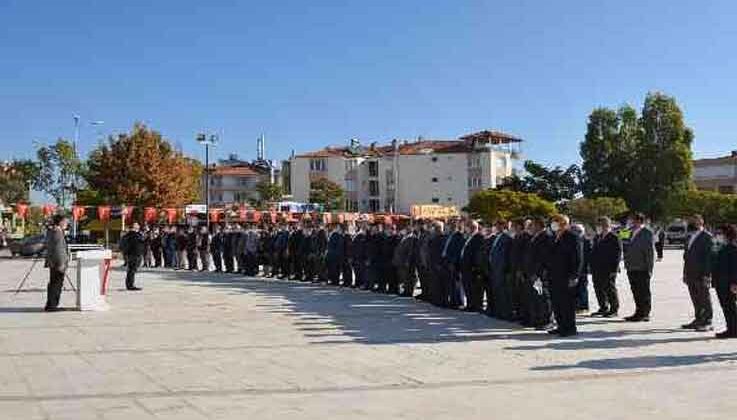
left=682, top=214, right=714, bottom=331
left=624, top=212, right=655, bottom=322
left=45, top=214, right=69, bottom=312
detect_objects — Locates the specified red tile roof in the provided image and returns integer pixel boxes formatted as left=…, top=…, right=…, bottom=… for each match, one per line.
left=209, top=165, right=263, bottom=176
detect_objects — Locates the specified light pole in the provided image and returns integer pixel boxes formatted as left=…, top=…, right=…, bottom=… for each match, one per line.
left=197, top=133, right=218, bottom=228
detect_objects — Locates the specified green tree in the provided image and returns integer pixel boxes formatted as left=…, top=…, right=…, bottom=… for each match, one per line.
left=563, top=197, right=629, bottom=227
left=34, top=139, right=83, bottom=208
left=499, top=160, right=581, bottom=203
left=255, top=180, right=284, bottom=207
left=667, top=190, right=737, bottom=226
left=0, top=159, right=39, bottom=204
left=309, top=177, right=345, bottom=211
left=86, top=124, right=202, bottom=206
left=465, top=189, right=557, bottom=224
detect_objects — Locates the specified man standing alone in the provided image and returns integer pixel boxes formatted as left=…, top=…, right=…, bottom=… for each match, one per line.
left=45, top=215, right=69, bottom=312
left=120, top=223, right=145, bottom=291
left=682, top=214, right=714, bottom=332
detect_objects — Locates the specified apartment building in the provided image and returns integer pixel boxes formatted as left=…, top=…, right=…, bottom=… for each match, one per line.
left=204, top=154, right=279, bottom=206
left=290, top=130, right=521, bottom=213
left=693, top=151, right=737, bottom=194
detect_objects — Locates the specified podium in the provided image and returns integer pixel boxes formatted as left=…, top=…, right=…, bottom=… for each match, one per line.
left=75, top=249, right=113, bottom=311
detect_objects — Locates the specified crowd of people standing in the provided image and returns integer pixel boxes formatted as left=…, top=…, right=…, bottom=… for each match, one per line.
left=117, top=212, right=737, bottom=339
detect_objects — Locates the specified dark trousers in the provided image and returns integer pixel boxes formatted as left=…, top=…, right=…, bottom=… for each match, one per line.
left=399, top=265, right=418, bottom=297
left=656, top=242, right=664, bottom=260
left=187, top=251, right=198, bottom=270
left=524, top=276, right=552, bottom=327
left=417, top=265, right=430, bottom=299
left=354, top=261, right=368, bottom=288
left=212, top=251, right=222, bottom=272
left=342, top=260, right=354, bottom=287
left=441, top=264, right=458, bottom=307
left=223, top=251, right=234, bottom=272
left=45, top=268, right=65, bottom=310
left=576, top=274, right=589, bottom=310
left=163, top=249, right=172, bottom=267
left=126, top=257, right=140, bottom=289
left=592, top=272, right=619, bottom=313
left=490, top=273, right=513, bottom=320
left=551, top=279, right=577, bottom=334
left=327, top=259, right=342, bottom=285
left=716, top=284, right=737, bottom=335
left=291, top=256, right=304, bottom=280
left=686, top=278, right=713, bottom=325
left=627, top=270, right=652, bottom=317
left=152, top=248, right=162, bottom=267
left=462, top=269, right=484, bottom=312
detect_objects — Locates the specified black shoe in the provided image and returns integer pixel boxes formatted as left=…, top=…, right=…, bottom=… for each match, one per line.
left=558, top=330, right=578, bottom=337
left=590, top=310, right=608, bottom=317
left=603, top=310, right=619, bottom=318
left=44, top=306, right=63, bottom=312
left=127, top=286, right=142, bottom=291
left=624, top=314, right=641, bottom=322
left=547, top=328, right=561, bottom=335
left=715, top=331, right=737, bottom=339
left=681, top=320, right=698, bottom=329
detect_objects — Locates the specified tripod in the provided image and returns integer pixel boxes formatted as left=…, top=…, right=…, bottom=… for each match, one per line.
left=13, top=258, right=77, bottom=296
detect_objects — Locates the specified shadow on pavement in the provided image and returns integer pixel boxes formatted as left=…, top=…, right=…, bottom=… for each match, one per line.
left=532, top=352, right=737, bottom=371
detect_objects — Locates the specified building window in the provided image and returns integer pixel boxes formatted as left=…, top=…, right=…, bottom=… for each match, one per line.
left=369, top=199, right=380, bottom=212
left=369, top=180, right=380, bottom=196
left=345, top=179, right=355, bottom=192
left=310, top=158, right=327, bottom=172
left=432, top=177, right=438, bottom=183
left=238, top=177, right=251, bottom=187
left=497, top=157, right=506, bottom=170
left=368, top=161, right=379, bottom=177
left=431, top=197, right=439, bottom=203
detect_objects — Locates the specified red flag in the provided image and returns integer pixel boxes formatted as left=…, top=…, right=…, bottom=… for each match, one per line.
left=15, top=203, right=29, bottom=219
left=42, top=204, right=56, bottom=217
left=72, top=206, right=86, bottom=221
left=97, top=206, right=111, bottom=222
left=165, top=208, right=178, bottom=224
left=144, top=207, right=157, bottom=223
left=121, top=206, right=134, bottom=222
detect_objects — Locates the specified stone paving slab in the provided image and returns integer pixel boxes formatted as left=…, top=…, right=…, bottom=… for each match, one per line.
left=1, top=250, right=736, bottom=419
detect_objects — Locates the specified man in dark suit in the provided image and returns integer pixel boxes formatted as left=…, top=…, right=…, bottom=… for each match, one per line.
left=509, top=219, right=532, bottom=321
left=210, top=224, right=224, bottom=273
left=395, top=224, right=419, bottom=297
left=523, top=218, right=554, bottom=329
left=45, top=214, right=69, bottom=311
left=624, top=212, right=656, bottom=322
left=682, top=214, right=714, bottom=331
left=460, top=220, right=485, bottom=312
left=428, top=221, right=448, bottom=306
left=713, top=224, right=737, bottom=339
left=222, top=225, right=235, bottom=273
left=341, top=226, right=354, bottom=287
left=589, top=217, right=622, bottom=317
left=441, top=220, right=465, bottom=307
left=326, top=224, right=345, bottom=286
left=489, top=220, right=513, bottom=320
left=547, top=215, right=584, bottom=337
left=352, top=223, right=369, bottom=289
left=120, top=222, right=145, bottom=291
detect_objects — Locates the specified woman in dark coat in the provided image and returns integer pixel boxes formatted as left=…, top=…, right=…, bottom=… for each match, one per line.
left=713, top=224, right=737, bottom=339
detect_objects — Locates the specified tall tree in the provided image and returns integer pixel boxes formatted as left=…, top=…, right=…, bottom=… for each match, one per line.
left=0, top=159, right=39, bottom=204
left=499, top=160, right=581, bottom=203
left=34, top=139, right=83, bottom=208
left=563, top=197, right=629, bottom=227
left=86, top=123, right=203, bottom=206
left=255, top=181, right=284, bottom=204
left=309, top=177, right=345, bottom=211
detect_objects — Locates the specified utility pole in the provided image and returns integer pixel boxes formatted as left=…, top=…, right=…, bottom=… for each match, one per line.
left=197, top=133, right=218, bottom=229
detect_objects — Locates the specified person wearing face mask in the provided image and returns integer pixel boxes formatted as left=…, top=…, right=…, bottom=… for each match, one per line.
left=589, top=217, right=623, bottom=317
left=522, top=217, right=554, bottom=329
left=623, top=212, right=656, bottom=322
left=460, top=220, right=485, bottom=312
left=681, top=214, right=714, bottom=332
left=547, top=215, right=583, bottom=336
left=488, top=219, right=514, bottom=320
left=712, top=224, right=737, bottom=339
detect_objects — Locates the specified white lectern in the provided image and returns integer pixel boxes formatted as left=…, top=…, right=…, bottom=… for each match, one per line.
left=75, top=249, right=113, bottom=311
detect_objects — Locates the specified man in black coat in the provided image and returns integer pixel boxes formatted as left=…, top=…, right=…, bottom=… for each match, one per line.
left=272, top=225, right=289, bottom=279
left=198, top=226, right=211, bottom=272
left=120, top=222, right=145, bottom=291
left=509, top=219, right=532, bottom=321
left=682, top=214, right=715, bottom=331
left=441, top=220, right=465, bottom=308
left=547, top=215, right=583, bottom=337
left=210, top=224, right=224, bottom=273
left=589, top=217, right=622, bottom=317
left=488, top=220, right=513, bottom=319
left=394, top=225, right=419, bottom=297
left=428, top=221, right=448, bottom=307
left=341, top=226, right=354, bottom=287
left=367, top=224, right=384, bottom=291
left=288, top=224, right=305, bottom=281
left=45, top=215, right=69, bottom=311
left=186, top=226, right=198, bottom=271
left=460, top=220, right=485, bottom=312
left=713, top=224, right=737, bottom=339
left=150, top=226, right=163, bottom=268
left=381, top=224, right=401, bottom=294
left=352, top=223, right=369, bottom=289
left=522, top=218, right=554, bottom=329
left=222, top=225, right=235, bottom=273
left=326, top=224, right=345, bottom=285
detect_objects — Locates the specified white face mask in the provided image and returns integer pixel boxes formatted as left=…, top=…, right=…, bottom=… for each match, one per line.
left=550, top=222, right=560, bottom=232
left=715, top=234, right=726, bottom=245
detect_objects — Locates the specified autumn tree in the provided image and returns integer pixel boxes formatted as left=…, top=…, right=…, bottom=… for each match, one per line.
left=86, top=123, right=203, bottom=206
left=465, top=190, right=557, bottom=224
left=0, top=159, right=39, bottom=204
left=309, top=177, right=345, bottom=211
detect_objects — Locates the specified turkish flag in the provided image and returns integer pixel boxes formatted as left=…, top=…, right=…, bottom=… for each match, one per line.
left=144, top=207, right=157, bottom=223
left=15, top=203, right=29, bottom=219
left=42, top=204, right=56, bottom=217
left=97, top=206, right=111, bottom=222
left=72, top=206, right=85, bottom=221
left=121, top=206, right=134, bottom=222
left=165, top=208, right=178, bottom=224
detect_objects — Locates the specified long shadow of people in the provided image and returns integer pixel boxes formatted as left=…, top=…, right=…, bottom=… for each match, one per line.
left=532, top=352, right=737, bottom=371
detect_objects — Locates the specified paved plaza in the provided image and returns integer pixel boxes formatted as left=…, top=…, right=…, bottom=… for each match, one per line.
left=1, top=249, right=736, bottom=419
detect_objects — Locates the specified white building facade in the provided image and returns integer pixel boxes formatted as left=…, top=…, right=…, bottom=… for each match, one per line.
left=290, top=131, right=521, bottom=213
left=693, top=152, right=737, bottom=194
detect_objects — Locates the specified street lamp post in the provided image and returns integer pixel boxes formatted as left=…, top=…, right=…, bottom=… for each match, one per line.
left=197, top=133, right=218, bottom=229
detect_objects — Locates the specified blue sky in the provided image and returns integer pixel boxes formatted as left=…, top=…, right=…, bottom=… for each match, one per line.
left=1, top=0, right=736, bottom=168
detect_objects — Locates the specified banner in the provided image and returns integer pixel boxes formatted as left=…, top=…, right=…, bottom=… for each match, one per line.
left=165, top=208, right=178, bottom=224
left=72, top=206, right=86, bottom=221
left=15, top=203, right=29, bottom=219
left=144, top=207, right=157, bottom=223
left=42, top=204, right=56, bottom=217
left=97, top=206, right=111, bottom=222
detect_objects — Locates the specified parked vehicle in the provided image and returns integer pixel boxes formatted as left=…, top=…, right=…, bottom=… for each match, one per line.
left=665, top=221, right=688, bottom=245
left=8, top=234, right=46, bottom=258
